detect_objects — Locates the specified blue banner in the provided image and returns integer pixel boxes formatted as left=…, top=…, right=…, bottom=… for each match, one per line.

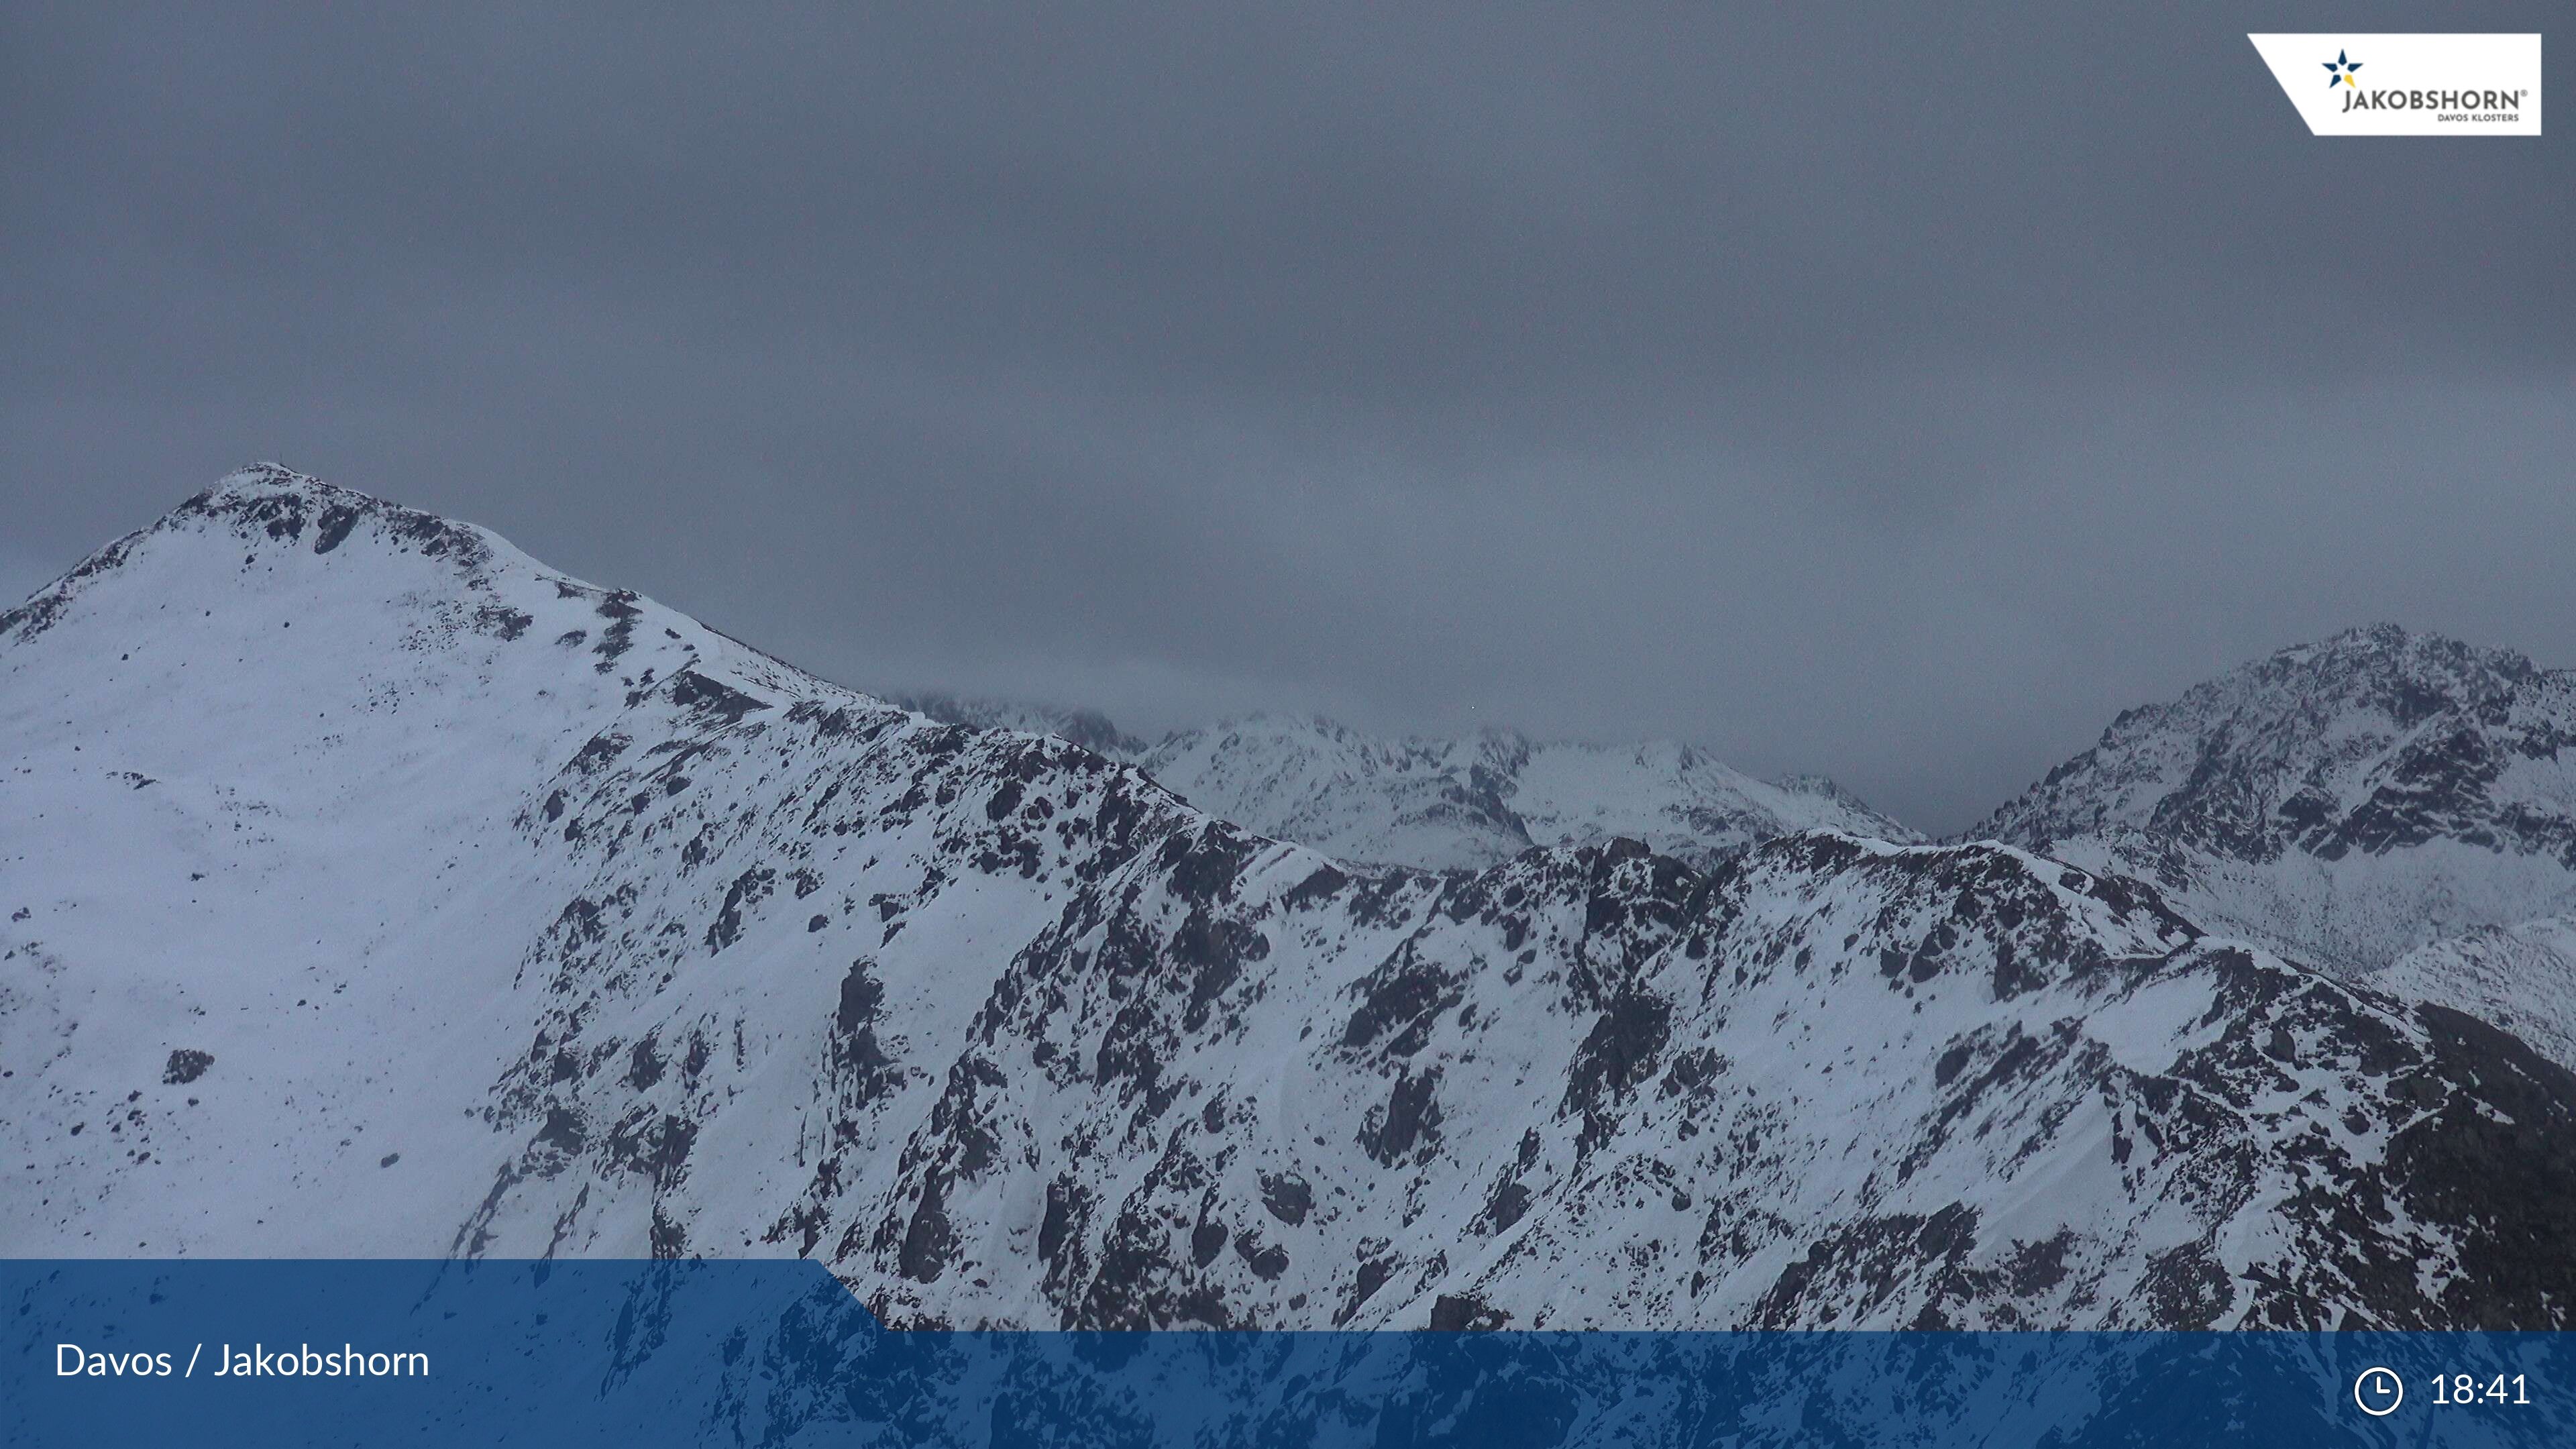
left=6, top=1260, right=2568, bottom=1446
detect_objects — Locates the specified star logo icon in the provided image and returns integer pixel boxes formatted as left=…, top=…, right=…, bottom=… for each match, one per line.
left=2322, top=50, right=2363, bottom=88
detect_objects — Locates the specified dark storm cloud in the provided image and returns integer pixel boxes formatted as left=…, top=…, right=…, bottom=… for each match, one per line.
left=4, top=3, right=2569, bottom=832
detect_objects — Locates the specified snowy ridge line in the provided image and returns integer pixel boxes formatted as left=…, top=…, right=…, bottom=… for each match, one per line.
left=900, top=697, right=1921, bottom=875
left=4, top=468, right=2576, bottom=1334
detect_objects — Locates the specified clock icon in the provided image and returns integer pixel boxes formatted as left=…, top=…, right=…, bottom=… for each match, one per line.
left=2355, top=1366, right=2404, bottom=1417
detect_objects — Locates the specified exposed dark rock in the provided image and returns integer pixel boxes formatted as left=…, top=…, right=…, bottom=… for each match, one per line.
left=160, top=1050, right=213, bottom=1085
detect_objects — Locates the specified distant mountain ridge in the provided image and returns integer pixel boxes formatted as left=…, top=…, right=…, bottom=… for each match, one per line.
left=888, top=693, right=1146, bottom=758
left=1974, top=624, right=2576, bottom=973
left=898, top=698, right=1919, bottom=873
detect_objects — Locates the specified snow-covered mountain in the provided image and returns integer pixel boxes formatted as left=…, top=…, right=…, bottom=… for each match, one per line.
left=1974, top=625, right=2576, bottom=973
left=890, top=693, right=1146, bottom=759
left=7, top=470, right=2576, bottom=1332
left=2379, top=916, right=2576, bottom=1074
left=900, top=703, right=1917, bottom=873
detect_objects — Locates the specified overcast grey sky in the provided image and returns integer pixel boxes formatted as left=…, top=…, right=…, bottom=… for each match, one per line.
left=4, top=4, right=2569, bottom=833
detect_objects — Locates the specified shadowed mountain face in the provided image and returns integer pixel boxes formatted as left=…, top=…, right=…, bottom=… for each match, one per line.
left=1974, top=625, right=2576, bottom=973
left=7, top=468, right=2576, bottom=1330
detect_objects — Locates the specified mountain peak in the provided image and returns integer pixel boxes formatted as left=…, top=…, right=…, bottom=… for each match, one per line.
left=203, top=460, right=343, bottom=502
left=182, top=463, right=485, bottom=553
left=1978, top=625, right=2576, bottom=969
left=2269, top=622, right=2540, bottom=698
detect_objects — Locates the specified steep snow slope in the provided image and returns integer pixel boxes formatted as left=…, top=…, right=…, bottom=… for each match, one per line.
left=0, top=471, right=862, bottom=1254
left=0, top=470, right=1222, bottom=1265
left=907, top=704, right=1917, bottom=872
left=1974, top=625, right=2576, bottom=972
left=7, top=472, right=2576, bottom=1334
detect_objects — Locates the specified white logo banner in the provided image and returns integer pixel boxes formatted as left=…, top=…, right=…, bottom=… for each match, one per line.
left=2248, top=33, right=2541, bottom=136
